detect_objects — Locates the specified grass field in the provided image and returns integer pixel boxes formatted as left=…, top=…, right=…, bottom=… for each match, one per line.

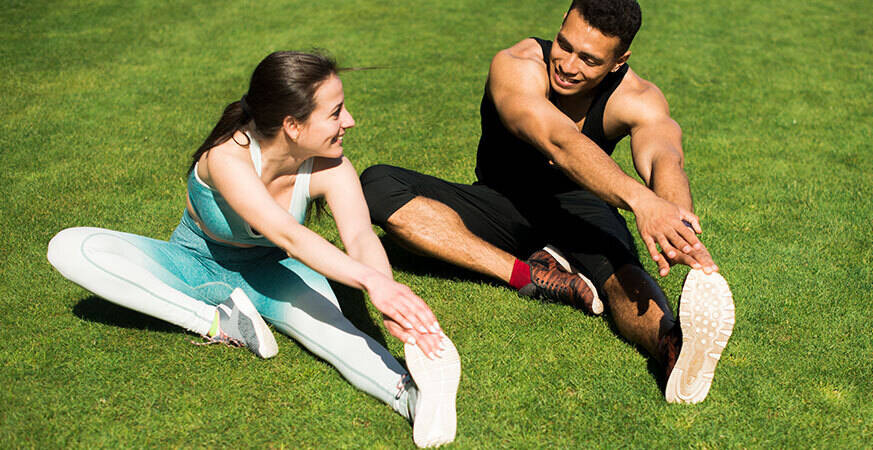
left=2, top=0, right=872, bottom=447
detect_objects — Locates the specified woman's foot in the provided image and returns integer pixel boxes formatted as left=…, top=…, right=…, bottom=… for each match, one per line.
left=405, top=336, right=461, bottom=448
left=197, top=288, right=279, bottom=359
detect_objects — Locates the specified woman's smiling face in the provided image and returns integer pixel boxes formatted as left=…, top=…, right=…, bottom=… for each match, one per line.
left=294, top=74, right=355, bottom=158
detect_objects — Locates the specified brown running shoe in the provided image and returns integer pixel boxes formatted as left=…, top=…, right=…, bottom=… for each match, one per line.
left=518, top=247, right=604, bottom=315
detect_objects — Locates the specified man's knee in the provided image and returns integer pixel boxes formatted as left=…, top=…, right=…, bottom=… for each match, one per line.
left=359, top=164, right=415, bottom=226
left=360, top=164, right=395, bottom=188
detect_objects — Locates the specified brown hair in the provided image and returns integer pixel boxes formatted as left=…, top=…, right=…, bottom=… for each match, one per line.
left=189, top=51, right=337, bottom=173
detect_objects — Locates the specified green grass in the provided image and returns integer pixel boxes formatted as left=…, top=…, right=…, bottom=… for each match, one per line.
left=2, top=0, right=872, bottom=447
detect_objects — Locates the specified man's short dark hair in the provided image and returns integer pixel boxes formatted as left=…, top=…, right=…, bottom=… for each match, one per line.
left=567, top=0, right=642, bottom=56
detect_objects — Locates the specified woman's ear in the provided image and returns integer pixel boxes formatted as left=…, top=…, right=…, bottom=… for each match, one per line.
left=283, top=116, right=300, bottom=143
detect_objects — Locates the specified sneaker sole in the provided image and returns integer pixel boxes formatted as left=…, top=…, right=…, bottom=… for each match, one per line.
left=543, top=245, right=604, bottom=315
left=665, top=270, right=735, bottom=404
left=405, top=336, right=461, bottom=448
left=229, top=288, right=279, bottom=359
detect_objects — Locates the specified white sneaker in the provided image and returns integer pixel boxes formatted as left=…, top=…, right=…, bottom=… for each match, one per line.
left=666, top=270, right=735, bottom=404
left=405, top=336, right=461, bottom=448
left=200, top=288, right=279, bottom=359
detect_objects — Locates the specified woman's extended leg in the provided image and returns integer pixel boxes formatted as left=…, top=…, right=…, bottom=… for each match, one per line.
left=238, top=256, right=419, bottom=418
left=46, top=227, right=277, bottom=357
left=237, top=256, right=462, bottom=447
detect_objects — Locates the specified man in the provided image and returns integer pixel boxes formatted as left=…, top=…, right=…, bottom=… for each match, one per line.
left=360, top=0, right=734, bottom=404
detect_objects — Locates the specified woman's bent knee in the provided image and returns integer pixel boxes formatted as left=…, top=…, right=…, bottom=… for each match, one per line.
left=47, top=227, right=97, bottom=272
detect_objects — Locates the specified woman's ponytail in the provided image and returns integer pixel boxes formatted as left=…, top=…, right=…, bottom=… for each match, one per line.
left=187, top=99, right=251, bottom=173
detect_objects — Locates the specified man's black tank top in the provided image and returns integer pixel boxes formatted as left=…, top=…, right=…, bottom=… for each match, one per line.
left=474, top=37, right=629, bottom=195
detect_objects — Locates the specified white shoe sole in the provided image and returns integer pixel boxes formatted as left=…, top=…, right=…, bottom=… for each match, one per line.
left=405, top=336, right=461, bottom=448
left=230, top=288, right=279, bottom=359
left=543, top=245, right=604, bottom=315
left=665, top=270, right=735, bottom=404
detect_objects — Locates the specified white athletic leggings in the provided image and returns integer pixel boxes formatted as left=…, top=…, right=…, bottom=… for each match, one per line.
left=47, top=221, right=413, bottom=419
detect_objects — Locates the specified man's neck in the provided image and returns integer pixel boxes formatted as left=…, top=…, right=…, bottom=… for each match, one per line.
left=554, top=89, right=597, bottom=123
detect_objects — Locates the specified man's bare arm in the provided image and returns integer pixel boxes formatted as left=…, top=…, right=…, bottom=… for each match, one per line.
left=622, top=82, right=718, bottom=275
left=625, top=83, right=691, bottom=210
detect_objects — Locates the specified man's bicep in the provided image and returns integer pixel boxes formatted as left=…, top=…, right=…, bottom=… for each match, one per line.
left=488, top=58, right=574, bottom=151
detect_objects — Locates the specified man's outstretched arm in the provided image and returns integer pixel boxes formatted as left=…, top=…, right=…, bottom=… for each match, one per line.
left=487, top=41, right=704, bottom=268
left=620, top=80, right=718, bottom=276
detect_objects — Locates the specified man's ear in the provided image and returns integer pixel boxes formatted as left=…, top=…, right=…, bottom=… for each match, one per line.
left=283, top=116, right=300, bottom=143
left=612, top=50, right=631, bottom=72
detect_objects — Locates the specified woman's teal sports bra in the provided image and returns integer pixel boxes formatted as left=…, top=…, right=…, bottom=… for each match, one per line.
left=185, top=133, right=312, bottom=246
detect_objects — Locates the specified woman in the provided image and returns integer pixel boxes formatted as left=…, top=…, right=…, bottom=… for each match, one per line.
left=47, top=51, right=460, bottom=448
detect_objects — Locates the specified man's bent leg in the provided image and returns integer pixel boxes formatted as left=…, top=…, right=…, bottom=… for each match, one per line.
left=386, top=196, right=515, bottom=282
left=362, top=165, right=598, bottom=308
left=361, top=164, right=534, bottom=283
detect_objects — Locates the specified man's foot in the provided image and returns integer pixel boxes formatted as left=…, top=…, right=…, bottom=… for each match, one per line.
left=196, top=288, right=278, bottom=359
left=665, top=269, right=735, bottom=404
left=518, top=247, right=603, bottom=315
left=405, top=336, right=461, bottom=448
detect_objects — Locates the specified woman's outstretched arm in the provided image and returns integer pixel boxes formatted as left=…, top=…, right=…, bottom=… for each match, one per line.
left=314, top=156, right=446, bottom=353
left=205, top=144, right=442, bottom=355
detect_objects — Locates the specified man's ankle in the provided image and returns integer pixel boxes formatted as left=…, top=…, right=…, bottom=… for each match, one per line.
left=659, top=324, right=682, bottom=379
left=508, top=259, right=531, bottom=289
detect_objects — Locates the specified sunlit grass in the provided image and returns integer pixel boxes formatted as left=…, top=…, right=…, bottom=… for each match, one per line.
left=1, top=0, right=871, bottom=447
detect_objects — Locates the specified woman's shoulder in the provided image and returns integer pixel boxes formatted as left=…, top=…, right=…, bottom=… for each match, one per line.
left=207, top=131, right=252, bottom=162
left=309, top=156, right=357, bottom=197
left=198, top=132, right=255, bottom=187
left=311, top=155, right=350, bottom=173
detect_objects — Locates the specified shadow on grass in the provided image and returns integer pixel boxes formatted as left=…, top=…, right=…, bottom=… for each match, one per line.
left=72, top=295, right=181, bottom=333
left=330, top=281, right=389, bottom=349
left=599, top=311, right=667, bottom=393
left=72, top=288, right=391, bottom=356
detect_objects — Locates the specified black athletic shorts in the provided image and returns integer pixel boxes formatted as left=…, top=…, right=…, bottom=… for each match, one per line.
left=360, top=164, right=642, bottom=294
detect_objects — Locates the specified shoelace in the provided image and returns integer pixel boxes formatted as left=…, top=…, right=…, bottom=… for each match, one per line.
left=395, top=373, right=414, bottom=400
left=191, top=330, right=244, bottom=348
left=537, top=276, right=589, bottom=309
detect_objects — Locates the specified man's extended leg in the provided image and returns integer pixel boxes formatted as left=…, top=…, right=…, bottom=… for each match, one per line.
left=604, top=265, right=734, bottom=404
left=603, top=264, right=678, bottom=364
left=538, top=189, right=733, bottom=403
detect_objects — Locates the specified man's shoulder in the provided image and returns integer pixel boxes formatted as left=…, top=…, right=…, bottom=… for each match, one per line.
left=615, top=67, right=660, bottom=99
left=503, top=37, right=545, bottom=58
left=492, top=38, right=548, bottom=72
left=488, top=38, right=550, bottom=98
left=608, top=66, right=673, bottom=128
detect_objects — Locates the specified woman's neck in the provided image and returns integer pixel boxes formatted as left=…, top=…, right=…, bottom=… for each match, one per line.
left=252, top=132, right=310, bottom=181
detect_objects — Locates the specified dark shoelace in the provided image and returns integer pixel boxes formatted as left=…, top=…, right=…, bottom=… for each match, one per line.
left=191, top=331, right=244, bottom=348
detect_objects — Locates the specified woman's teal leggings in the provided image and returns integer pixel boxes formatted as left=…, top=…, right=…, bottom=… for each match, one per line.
left=47, top=217, right=414, bottom=419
